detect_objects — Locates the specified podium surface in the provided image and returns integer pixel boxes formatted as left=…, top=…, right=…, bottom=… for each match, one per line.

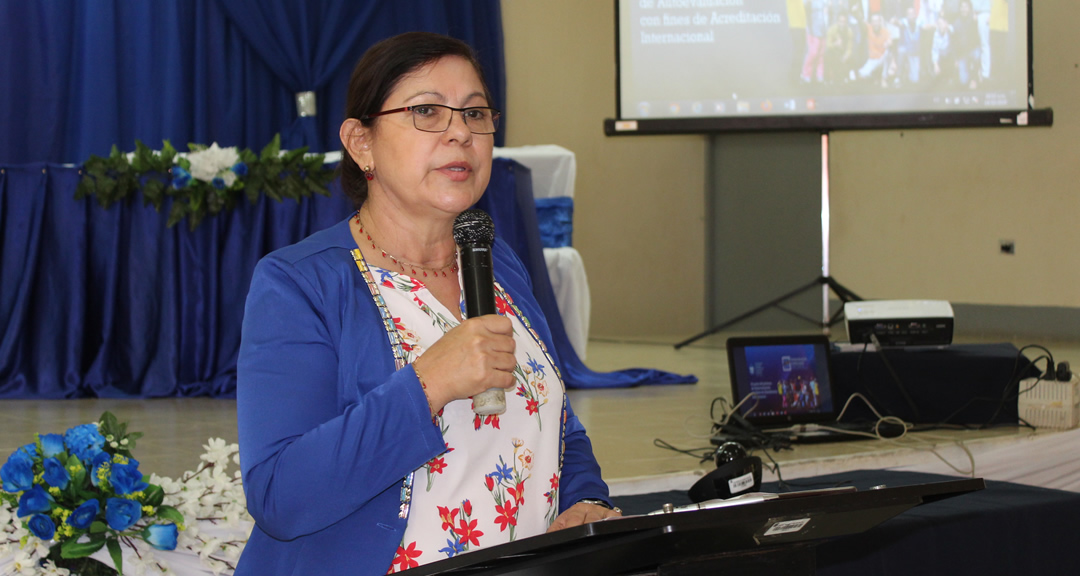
left=407, top=478, right=983, bottom=576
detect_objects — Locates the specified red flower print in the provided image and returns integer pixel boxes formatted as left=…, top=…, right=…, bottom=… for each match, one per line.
left=474, top=413, right=501, bottom=430
left=485, top=475, right=496, bottom=491
left=410, top=278, right=424, bottom=292
left=383, top=280, right=394, bottom=288
left=526, top=399, right=539, bottom=415
left=516, top=385, right=527, bottom=398
left=392, top=317, right=405, bottom=330
left=428, top=457, right=447, bottom=475
left=494, top=500, right=518, bottom=531
left=549, top=473, right=560, bottom=490
left=438, top=506, right=459, bottom=531
left=511, top=481, right=526, bottom=505
left=455, top=518, right=483, bottom=547
left=401, top=342, right=414, bottom=352
left=462, top=499, right=473, bottom=516
left=394, top=541, right=423, bottom=571
left=495, top=295, right=512, bottom=316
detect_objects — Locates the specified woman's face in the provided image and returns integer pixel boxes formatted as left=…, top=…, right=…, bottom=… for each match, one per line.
left=366, top=56, right=493, bottom=220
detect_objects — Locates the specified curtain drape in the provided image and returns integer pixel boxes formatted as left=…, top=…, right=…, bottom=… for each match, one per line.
left=0, top=0, right=505, bottom=164
left=0, top=160, right=694, bottom=398
left=0, top=0, right=692, bottom=398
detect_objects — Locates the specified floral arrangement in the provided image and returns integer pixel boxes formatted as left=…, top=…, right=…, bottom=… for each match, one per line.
left=1, top=413, right=250, bottom=575
left=75, top=135, right=336, bottom=230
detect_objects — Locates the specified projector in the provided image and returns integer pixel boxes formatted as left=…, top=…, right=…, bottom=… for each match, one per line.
left=844, top=300, right=954, bottom=347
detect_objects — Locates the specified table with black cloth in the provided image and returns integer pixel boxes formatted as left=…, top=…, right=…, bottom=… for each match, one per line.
left=611, top=469, right=1080, bottom=575
left=829, top=343, right=1031, bottom=425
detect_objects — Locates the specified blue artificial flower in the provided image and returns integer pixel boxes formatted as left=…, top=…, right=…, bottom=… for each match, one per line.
left=1, top=448, right=35, bottom=493
left=43, top=457, right=70, bottom=490
left=17, top=485, right=54, bottom=518
left=438, top=537, right=465, bottom=558
left=106, top=497, right=142, bottom=531
left=40, top=434, right=66, bottom=458
left=211, top=176, right=226, bottom=190
left=231, top=161, right=248, bottom=177
left=68, top=499, right=100, bottom=530
left=28, top=514, right=56, bottom=540
left=64, top=423, right=106, bottom=463
left=89, top=452, right=112, bottom=487
left=110, top=461, right=148, bottom=495
left=142, top=523, right=179, bottom=551
left=18, top=443, right=39, bottom=459
left=171, top=166, right=192, bottom=189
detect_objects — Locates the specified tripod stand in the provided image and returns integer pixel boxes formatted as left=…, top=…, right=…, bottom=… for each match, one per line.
left=674, top=275, right=861, bottom=349
left=676, top=133, right=862, bottom=350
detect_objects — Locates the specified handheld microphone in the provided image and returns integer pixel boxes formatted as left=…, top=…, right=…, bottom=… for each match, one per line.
left=452, top=209, right=505, bottom=416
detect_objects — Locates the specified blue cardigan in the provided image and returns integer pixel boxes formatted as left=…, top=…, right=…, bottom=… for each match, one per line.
left=235, top=218, right=610, bottom=575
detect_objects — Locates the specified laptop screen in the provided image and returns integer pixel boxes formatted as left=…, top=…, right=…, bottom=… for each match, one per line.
left=727, top=335, right=837, bottom=426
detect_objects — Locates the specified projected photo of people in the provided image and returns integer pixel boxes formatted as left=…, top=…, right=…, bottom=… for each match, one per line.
left=737, top=344, right=833, bottom=419
left=619, top=0, right=1024, bottom=120
left=789, top=0, right=1014, bottom=97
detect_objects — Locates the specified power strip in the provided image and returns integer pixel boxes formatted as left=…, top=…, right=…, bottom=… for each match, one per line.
left=1017, top=373, right=1080, bottom=429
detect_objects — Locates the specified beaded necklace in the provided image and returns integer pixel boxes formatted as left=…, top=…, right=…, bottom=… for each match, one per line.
left=353, top=211, right=459, bottom=278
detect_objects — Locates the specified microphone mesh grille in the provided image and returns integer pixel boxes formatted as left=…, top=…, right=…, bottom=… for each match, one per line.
left=453, top=209, right=495, bottom=246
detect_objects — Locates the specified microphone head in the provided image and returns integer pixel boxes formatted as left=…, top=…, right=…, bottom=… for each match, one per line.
left=453, top=209, right=495, bottom=246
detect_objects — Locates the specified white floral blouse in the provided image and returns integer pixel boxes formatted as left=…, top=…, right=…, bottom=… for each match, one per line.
left=366, top=264, right=565, bottom=572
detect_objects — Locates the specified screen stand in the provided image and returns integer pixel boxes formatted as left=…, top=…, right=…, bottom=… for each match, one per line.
left=676, top=133, right=861, bottom=350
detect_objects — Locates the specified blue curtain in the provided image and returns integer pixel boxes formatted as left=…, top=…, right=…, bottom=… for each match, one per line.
left=0, top=160, right=693, bottom=398
left=0, top=0, right=505, bottom=164
left=0, top=0, right=693, bottom=398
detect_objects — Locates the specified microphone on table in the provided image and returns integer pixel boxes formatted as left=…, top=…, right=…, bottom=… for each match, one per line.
left=452, top=209, right=506, bottom=416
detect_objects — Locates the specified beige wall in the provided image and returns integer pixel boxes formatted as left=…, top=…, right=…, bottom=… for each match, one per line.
left=502, top=1, right=708, bottom=341
left=829, top=5, right=1079, bottom=308
left=501, top=2, right=1077, bottom=341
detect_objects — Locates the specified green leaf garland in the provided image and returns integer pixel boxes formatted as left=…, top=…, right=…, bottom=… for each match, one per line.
left=75, top=134, right=336, bottom=230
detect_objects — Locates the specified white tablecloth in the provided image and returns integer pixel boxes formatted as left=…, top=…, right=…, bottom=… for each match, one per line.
left=493, top=145, right=576, bottom=200
left=495, top=145, right=589, bottom=359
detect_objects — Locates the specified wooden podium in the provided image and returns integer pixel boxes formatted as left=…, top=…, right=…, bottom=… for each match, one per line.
left=405, top=478, right=984, bottom=576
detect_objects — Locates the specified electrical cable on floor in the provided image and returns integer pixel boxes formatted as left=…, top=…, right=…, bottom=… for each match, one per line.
left=869, top=333, right=921, bottom=420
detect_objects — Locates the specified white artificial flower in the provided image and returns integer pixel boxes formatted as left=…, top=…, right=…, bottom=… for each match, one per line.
left=10, top=548, right=43, bottom=576
left=40, top=560, right=71, bottom=575
left=201, top=438, right=234, bottom=466
left=122, top=542, right=157, bottom=576
left=187, top=144, right=239, bottom=183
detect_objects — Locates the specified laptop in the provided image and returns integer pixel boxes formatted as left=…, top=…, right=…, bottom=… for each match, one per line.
left=719, top=335, right=881, bottom=444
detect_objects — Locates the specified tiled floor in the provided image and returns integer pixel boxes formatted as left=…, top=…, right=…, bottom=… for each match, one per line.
left=1, top=333, right=1076, bottom=490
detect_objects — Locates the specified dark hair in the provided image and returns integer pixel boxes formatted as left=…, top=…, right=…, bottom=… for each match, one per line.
left=339, top=32, right=493, bottom=209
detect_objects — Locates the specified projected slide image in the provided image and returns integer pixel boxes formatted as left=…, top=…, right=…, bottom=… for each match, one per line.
left=619, top=0, right=1026, bottom=119
left=737, top=344, right=833, bottom=418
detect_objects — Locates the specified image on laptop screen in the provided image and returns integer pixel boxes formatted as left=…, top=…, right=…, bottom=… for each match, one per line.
left=727, top=336, right=836, bottom=425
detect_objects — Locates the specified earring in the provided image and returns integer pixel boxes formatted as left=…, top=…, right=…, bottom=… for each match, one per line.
left=363, top=165, right=374, bottom=181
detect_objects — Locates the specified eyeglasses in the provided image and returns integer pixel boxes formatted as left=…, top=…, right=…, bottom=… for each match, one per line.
left=362, top=104, right=501, bottom=135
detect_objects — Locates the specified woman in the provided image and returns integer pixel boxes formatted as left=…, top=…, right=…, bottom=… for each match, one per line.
left=235, top=32, right=618, bottom=575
